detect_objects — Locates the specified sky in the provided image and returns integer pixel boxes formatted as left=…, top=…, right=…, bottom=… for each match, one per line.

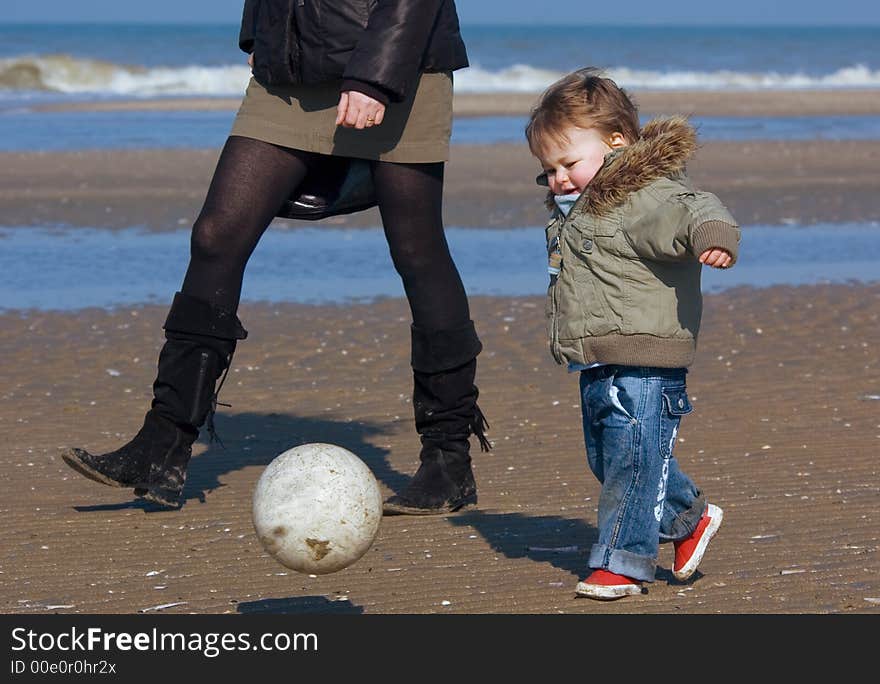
left=4, top=0, right=880, bottom=25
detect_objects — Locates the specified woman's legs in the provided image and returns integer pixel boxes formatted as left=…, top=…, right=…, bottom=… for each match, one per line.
left=370, top=161, right=469, bottom=330
left=155, top=137, right=314, bottom=429
left=63, top=136, right=313, bottom=507
left=182, top=136, right=314, bottom=312
left=372, top=161, right=489, bottom=515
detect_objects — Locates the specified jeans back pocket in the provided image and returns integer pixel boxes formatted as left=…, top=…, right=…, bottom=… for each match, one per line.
left=659, top=386, right=692, bottom=458
left=662, top=386, right=693, bottom=416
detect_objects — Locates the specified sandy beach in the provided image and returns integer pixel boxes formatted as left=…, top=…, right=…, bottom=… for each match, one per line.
left=3, top=139, right=879, bottom=230
left=1, top=285, right=878, bottom=614
left=1, top=88, right=879, bottom=614
left=7, top=89, right=880, bottom=230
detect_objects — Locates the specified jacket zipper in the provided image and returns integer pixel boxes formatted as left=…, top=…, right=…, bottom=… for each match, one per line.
left=550, top=220, right=564, bottom=365
left=287, top=0, right=303, bottom=83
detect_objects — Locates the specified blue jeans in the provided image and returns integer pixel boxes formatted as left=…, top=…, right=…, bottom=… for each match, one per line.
left=580, top=366, right=706, bottom=582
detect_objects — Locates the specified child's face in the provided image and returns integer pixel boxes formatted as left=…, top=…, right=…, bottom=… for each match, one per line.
left=537, top=126, right=623, bottom=196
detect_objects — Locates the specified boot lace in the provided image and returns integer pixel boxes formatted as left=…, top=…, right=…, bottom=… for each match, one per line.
left=471, top=404, right=492, bottom=452
left=205, top=354, right=234, bottom=447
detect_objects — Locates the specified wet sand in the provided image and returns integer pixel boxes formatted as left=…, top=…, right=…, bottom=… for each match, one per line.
left=2, top=139, right=879, bottom=230
left=7, top=87, right=880, bottom=230
left=1, top=284, right=878, bottom=614
left=2, top=87, right=879, bottom=614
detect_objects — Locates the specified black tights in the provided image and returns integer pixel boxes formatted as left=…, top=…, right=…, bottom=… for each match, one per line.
left=181, top=135, right=470, bottom=331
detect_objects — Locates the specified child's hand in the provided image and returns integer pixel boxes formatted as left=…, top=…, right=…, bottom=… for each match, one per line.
left=699, top=248, right=733, bottom=269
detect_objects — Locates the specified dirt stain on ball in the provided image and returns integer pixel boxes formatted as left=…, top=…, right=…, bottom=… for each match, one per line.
left=305, top=538, right=331, bottom=560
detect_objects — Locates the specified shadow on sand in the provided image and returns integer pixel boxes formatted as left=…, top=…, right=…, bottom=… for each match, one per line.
left=73, top=410, right=411, bottom=512
left=237, top=596, right=364, bottom=614
left=448, top=510, right=597, bottom=578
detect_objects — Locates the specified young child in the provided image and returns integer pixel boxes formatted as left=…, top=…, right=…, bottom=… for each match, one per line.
left=525, top=68, right=740, bottom=600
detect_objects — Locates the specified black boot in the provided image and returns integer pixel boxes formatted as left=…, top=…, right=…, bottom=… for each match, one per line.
left=383, top=321, right=490, bottom=515
left=62, top=410, right=188, bottom=491
left=62, top=292, right=247, bottom=509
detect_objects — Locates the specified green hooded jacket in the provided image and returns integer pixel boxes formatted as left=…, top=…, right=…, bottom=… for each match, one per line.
left=543, top=116, right=741, bottom=368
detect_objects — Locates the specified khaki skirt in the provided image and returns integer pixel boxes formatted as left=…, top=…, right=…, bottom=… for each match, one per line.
left=230, top=71, right=453, bottom=163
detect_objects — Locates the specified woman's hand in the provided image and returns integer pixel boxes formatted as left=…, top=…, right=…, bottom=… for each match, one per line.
left=336, top=91, right=386, bottom=129
left=699, top=248, right=733, bottom=269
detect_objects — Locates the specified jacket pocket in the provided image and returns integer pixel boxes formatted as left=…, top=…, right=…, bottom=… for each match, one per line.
left=565, top=225, right=615, bottom=336
left=659, top=385, right=692, bottom=458
left=592, top=214, right=620, bottom=238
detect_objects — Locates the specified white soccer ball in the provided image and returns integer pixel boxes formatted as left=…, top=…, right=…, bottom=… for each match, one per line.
left=252, top=443, right=383, bottom=574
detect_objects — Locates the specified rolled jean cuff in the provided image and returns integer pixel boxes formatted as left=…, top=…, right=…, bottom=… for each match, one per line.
left=589, top=544, right=657, bottom=583
left=660, top=495, right=707, bottom=542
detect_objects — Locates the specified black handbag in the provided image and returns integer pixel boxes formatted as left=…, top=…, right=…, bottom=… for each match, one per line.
left=277, top=156, right=377, bottom=221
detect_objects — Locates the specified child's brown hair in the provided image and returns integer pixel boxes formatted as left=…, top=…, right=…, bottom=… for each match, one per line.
left=526, top=68, right=640, bottom=159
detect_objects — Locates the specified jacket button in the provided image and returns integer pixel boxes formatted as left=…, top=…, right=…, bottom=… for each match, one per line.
left=678, top=398, right=685, bottom=408
left=582, top=238, right=593, bottom=251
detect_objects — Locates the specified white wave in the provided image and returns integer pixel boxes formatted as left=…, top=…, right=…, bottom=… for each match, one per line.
left=455, top=63, right=880, bottom=92
left=3, top=54, right=880, bottom=97
left=454, top=64, right=564, bottom=93
left=0, top=54, right=251, bottom=96
left=606, top=64, right=880, bottom=90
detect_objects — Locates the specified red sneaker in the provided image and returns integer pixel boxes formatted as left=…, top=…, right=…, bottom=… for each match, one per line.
left=575, top=569, right=643, bottom=600
left=673, top=503, right=723, bottom=581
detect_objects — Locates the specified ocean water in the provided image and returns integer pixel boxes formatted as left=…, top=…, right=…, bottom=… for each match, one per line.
left=2, top=224, right=878, bottom=311
left=3, top=24, right=880, bottom=151
left=3, top=110, right=880, bottom=152
left=2, top=24, right=880, bottom=104
left=1, top=24, right=877, bottom=308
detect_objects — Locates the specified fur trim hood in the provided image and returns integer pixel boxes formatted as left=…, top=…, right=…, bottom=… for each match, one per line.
left=546, top=116, right=699, bottom=216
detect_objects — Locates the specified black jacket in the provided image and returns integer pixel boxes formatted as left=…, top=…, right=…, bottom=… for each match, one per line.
left=239, top=0, right=469, bottom=103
